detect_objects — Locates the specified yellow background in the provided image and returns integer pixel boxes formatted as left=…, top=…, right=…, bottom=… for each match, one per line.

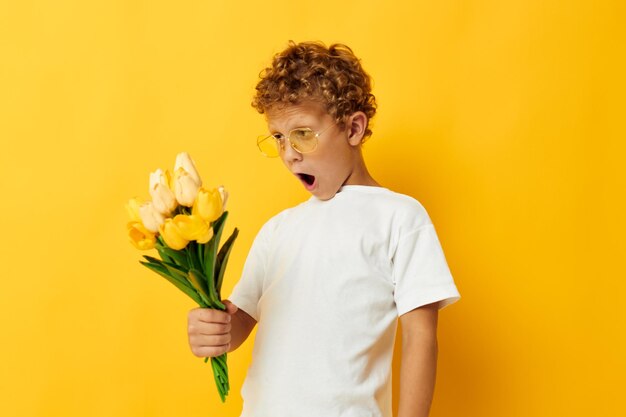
left=1, top=1, right=623, bottom=416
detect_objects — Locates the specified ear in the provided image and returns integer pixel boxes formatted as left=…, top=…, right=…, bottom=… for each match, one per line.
left=346, top=111, right=367, bottom=146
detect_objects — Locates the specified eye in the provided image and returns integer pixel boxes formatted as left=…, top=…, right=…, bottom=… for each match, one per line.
left=292, top=128, right=314, bottom=140
left=271, top=134, right=286, bottom=149
left=271, top=133, right=285, bottom=144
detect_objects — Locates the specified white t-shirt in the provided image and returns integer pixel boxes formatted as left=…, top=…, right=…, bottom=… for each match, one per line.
left=228, top=185, right=461, bottom=417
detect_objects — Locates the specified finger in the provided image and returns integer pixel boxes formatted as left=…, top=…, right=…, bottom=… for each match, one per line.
left=191, top=308, right=231, bottom=324
left=191, top=344, right=230, bottom=358
left=189, top=333, right=232, bottom=347
left=188, top=321, right=231, bottom=336
left=223, top=300, right=238, bottom=315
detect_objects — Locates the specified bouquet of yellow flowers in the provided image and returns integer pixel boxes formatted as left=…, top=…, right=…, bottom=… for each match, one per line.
left=126, top=152, right=238, bottom=402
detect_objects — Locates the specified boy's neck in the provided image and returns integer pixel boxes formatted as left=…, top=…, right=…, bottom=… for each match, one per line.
left=342, top=149, right=381, bottom=188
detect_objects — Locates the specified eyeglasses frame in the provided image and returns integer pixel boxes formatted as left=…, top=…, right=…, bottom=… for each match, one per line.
left=256, top=122, right=337, bottom=158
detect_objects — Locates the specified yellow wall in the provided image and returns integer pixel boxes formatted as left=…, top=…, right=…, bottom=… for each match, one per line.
left=1, top=1, right=623, bottom=416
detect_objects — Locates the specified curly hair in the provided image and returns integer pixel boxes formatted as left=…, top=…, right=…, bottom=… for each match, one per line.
left=252, top=41, right=377, bottom=140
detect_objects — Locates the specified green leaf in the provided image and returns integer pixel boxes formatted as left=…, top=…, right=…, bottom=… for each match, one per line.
left=155, top=260, right=210, bottom=309
left=214, top=353, right=229, bottom=378
left=153, top=244, right=174, bottom=264
left=212, top=355, right=229, bottom=396
left=139, top=258, right=168, bottom=274
left=203, top=235, right=217, bottom=301
left=207, top=272, right=225, bottom=310
left=187, top=241, right=204, bottom=272
left=158, top=260, right=189, bottom=280
left=156, top=237, right=188, bottom=269
left=210, top=358, right=228, bottom=402
left=139, top=261, right=205, bottom=306
left=142, top=256, right=187, bottom=286
left=211, top=212, right=229, bottom=265
left=187, top=269, right=217, bottom=308
left=142, top=255, right=159, bottom=264
left=197, top=241, right=204, bottom=272
left=203, top=211, right=230, bottom=299
left=143, top=255, right=170, bottom=267
left=191, top=268, right=225, bottom=311
left=212, top=211, right=229, bottom=248
left=215, top=228, right=239, bottom=294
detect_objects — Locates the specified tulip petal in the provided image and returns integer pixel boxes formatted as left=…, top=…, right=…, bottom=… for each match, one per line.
left=159, top=219, right=189, bottom=250
left=196, top=227, right=214, bottom=244
left=175, top=152, right=202, bottom=187
left=193, top=187, right=223, bottom=223
left=218, top=185, right=229, bottom=210
left=128, top=221, right=156, bottom=250
left=172, top=214, right=212, bottom=242
left=150, top=169, right=177, bottom=214
left=174, top=167, right=201, bottom=207
left=126, top=198, right=143, bottom=222
left=139, top=202, right=166, bottom=233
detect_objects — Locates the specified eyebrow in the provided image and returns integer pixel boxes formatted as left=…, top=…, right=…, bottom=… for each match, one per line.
left=269, top=120, right=317, bottom=135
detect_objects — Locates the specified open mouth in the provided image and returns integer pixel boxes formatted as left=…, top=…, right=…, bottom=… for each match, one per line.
left=296, top=173, right=316, bottom=188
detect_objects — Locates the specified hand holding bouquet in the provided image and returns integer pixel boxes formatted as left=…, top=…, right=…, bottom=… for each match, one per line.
left=126, top=152, right=238, bottom=402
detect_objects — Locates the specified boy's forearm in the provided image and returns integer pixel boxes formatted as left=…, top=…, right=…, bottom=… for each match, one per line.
left=227, top=309, right=256, bottom=353
left=227, top=321, right=247, bottom=352
left=397, top=334, right=438, bottom=417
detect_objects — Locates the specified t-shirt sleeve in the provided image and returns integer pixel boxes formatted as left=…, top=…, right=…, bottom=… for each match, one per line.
left=226, top=220, right=272, bottom=322
left=392, top=223, right=461, bottom=316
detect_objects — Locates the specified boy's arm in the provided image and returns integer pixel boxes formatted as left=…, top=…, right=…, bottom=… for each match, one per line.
left=397, top=301, right=440, bottom=417
left=227, top=305, right=257, bottom=353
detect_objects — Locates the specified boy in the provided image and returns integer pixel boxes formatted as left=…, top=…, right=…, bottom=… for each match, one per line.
left=187, top=41, right=461, bottom=417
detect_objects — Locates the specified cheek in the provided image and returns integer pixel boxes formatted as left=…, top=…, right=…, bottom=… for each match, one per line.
left=315, top=155, right=349, bottom=180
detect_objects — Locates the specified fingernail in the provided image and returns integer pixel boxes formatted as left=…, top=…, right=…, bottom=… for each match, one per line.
left=227, top=315, right=231, bottom=322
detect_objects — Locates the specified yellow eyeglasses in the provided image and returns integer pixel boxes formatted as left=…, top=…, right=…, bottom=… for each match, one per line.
left=256, top=123, right=336, bottom=158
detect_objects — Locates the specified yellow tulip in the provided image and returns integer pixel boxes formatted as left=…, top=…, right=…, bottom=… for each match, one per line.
left=149, top=169, right=177, bottom=214
left=173, top=214, right=214, bottom=243
left=192, top=187, right=223, bottom=223
left=218, top=185, right=229, bottom=210
left=127, top=221, right=156, bottom=250
left=125, top=197, right=143, bottom=222
left=174, top=152, right=202, bottom=187
left=138, top=202, right=166, bottom=233
left=158, top=218, right=189, bottom=250
left=174, top=167, right=201, bottom=207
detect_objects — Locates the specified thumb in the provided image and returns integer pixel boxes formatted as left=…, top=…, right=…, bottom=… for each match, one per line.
left=223, top=299, right=238, bottom=315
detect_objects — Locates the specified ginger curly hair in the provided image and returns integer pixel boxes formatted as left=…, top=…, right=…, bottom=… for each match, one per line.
left=252, top=41, right=377, bottom=140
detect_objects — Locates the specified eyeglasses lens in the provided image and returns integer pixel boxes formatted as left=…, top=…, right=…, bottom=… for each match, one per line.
left=257, top=135, right=280, bottom=157
left=290, top=129, right=317, bottom=153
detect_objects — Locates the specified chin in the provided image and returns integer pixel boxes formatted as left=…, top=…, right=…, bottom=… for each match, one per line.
left=313, top=188, right=339, bottom=201
left=316, top=194, right=334, bottom=201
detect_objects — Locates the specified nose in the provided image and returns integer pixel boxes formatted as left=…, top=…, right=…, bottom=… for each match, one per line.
left=281, top=140, right=303, bottom=164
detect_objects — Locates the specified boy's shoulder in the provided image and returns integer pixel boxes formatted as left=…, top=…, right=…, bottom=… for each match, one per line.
left=367, top=187, right=434, bottom=231
left=252, top=200, right=304, bottom=239
left=376, top=187, right=429, bottom=211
